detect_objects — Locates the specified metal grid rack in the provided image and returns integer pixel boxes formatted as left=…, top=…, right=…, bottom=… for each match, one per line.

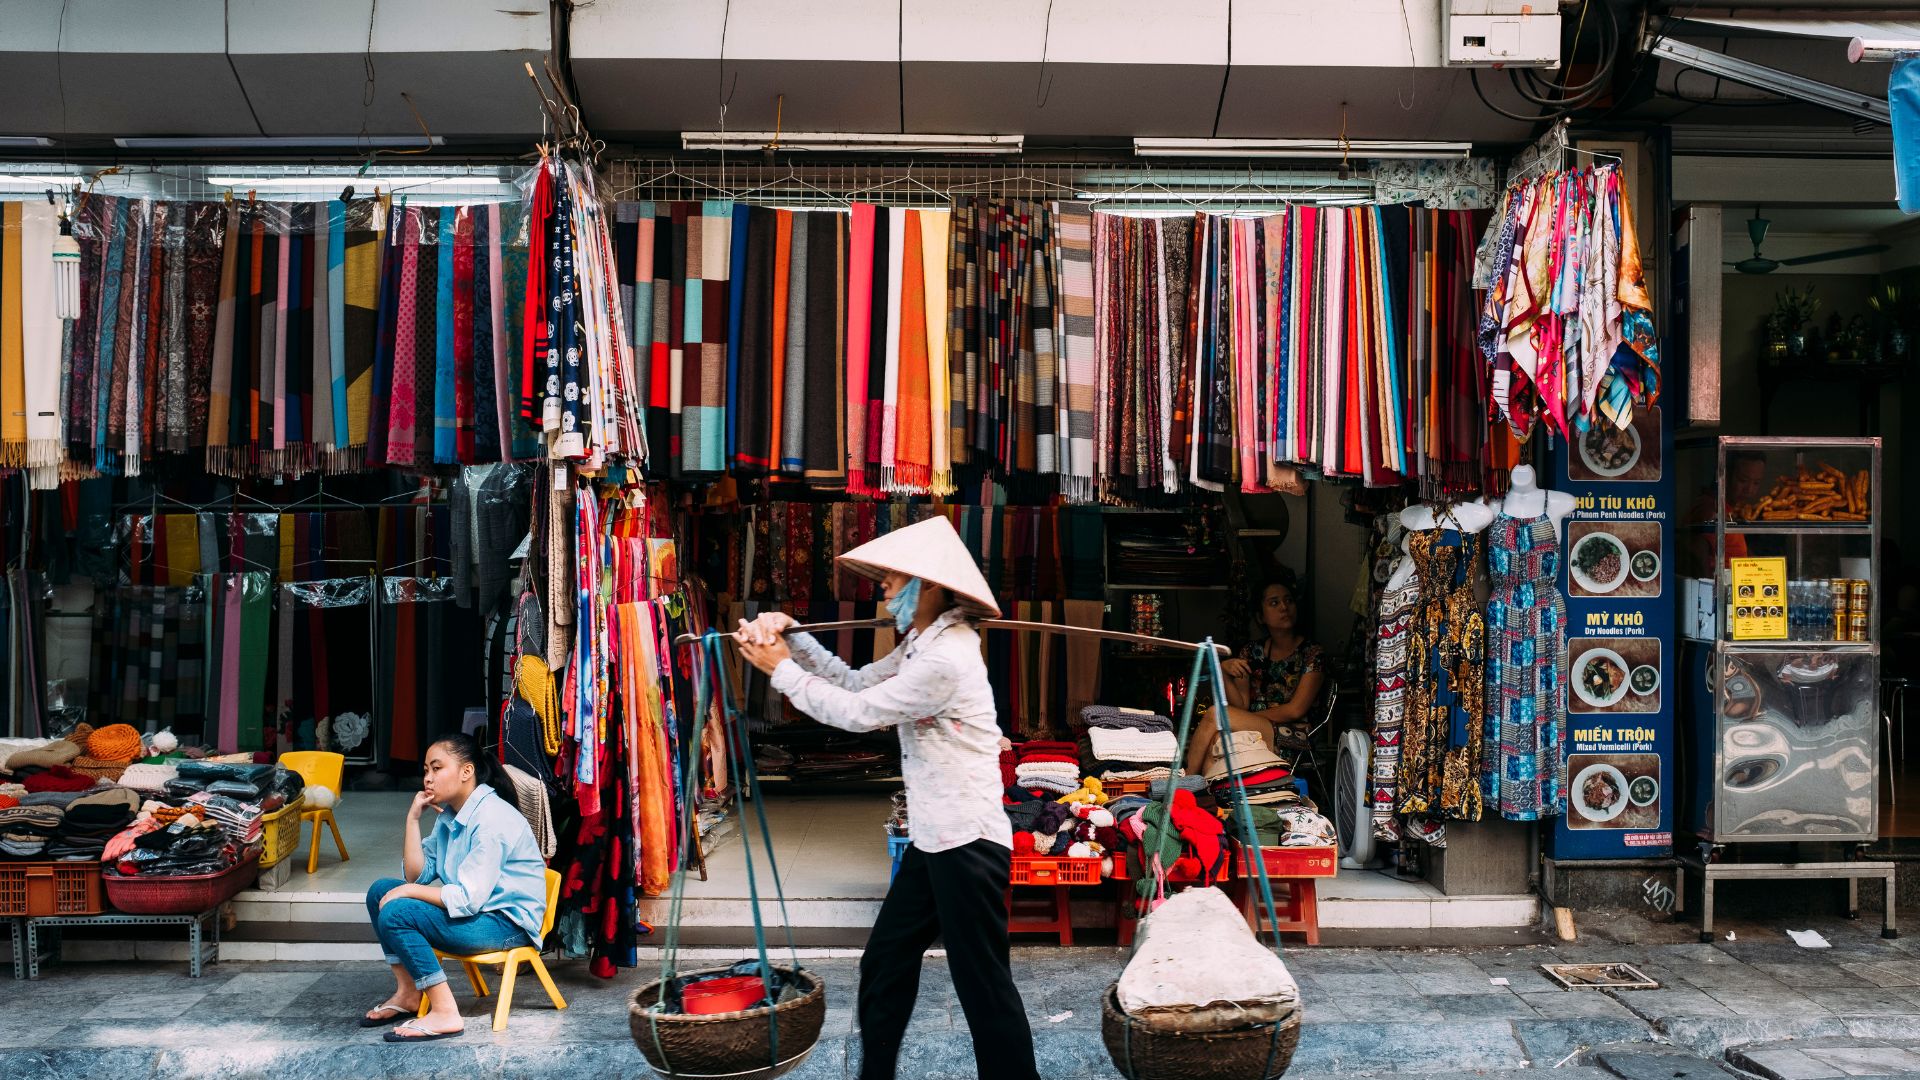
left=24, top=908, right=223, bottom=979
left=602, top=159, right=1379, bottom=212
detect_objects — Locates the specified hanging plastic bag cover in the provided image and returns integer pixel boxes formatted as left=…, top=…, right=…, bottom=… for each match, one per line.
left=1894, top=59, right=1920, bottom=214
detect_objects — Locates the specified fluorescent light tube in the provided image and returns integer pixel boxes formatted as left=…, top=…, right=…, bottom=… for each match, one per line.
left=1134, top=138, right=1472, bottom=159
left=1647, top=35, right=1889, bottom=124
left=207, top=174, right=511, bottom=190
left=0, top=137, right=54, bottom=149
left=0, top=173, right=85, bottom=186
left=115, top=136, right=445, bottom=150
left=682, top=131, right=1023, bottom=154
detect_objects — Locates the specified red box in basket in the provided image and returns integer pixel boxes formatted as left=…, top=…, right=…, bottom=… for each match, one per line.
left=103, top=852, right=260, bottom=915
left=1234, top=845, right=1338, bottom=879
left=682, top=975, right=769, bottom=1015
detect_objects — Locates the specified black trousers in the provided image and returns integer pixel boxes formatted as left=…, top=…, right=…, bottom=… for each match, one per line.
left=856, top=839, right=1040, bottom=1080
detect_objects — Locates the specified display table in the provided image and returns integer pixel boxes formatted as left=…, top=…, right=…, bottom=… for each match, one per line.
left=1226, top=847, right=1338, bottom=946
left=1677, top=854, right=1897, bottom=943
left=23, top=907, right=223, bottom=979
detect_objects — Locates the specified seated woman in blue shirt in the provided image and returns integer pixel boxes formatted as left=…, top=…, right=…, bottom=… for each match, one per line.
left=360, top=734, right=547, bottom=1042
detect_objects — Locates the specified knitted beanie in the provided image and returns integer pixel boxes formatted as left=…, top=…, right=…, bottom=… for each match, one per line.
left=4, top=739, right=83, bottom=773
left=23, top=765, right=98, bottom=793
left=85, top=724, right=146, bottom=763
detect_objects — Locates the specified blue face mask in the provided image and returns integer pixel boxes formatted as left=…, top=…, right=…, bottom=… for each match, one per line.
left=885, top=577, right=923, bottom=633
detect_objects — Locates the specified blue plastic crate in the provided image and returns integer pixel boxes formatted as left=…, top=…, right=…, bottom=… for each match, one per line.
left=887, top=834, right=911, bottom=880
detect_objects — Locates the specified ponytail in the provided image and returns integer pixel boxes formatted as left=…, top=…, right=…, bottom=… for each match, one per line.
left=433, top=733, right=522, bottom=817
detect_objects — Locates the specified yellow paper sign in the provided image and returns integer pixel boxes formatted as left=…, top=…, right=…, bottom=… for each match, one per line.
left=1728, top=557, right=1788, bottom=640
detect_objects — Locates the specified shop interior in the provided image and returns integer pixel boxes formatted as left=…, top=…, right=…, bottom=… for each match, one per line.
left=1677, top=196, right=1919, bottom=840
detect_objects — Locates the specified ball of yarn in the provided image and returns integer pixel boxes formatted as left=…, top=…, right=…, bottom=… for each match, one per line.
left=302, top=784, right=337, bottom=809
left=149, top=729, right=179, bottom=754
left=85, top=723, right=145, bottom=763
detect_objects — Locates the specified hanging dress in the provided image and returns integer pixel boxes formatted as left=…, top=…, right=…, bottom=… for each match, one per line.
left=1399, top=527, right=1486, bottom=821
left=1483, top=513, right=1566, bottom=821
left=1370, top=572, right=1419, bottom=842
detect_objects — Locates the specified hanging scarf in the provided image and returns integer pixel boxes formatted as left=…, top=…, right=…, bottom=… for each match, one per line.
left=1050, top=201, right=1096, bottom=502
left=845, top=204, right=877, bottom=496
left=805, top=211, right=848, bottom=487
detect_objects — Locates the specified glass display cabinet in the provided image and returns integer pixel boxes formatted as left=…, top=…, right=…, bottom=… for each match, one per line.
left=1676, top=436, right=1895, bottom=941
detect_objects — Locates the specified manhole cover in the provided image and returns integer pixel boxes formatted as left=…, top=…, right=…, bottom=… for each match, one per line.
left=1541, top=963, right=1659, bottom=990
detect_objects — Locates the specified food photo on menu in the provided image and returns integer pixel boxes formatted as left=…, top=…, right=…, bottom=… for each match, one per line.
left=1567, top=520, right=1662, bottom=600
left=1567, top=406, right=1662, bottom=484
left=1568, top=637, right=1661, bottom=715
left=1567, top=752, right=1663, bottom=830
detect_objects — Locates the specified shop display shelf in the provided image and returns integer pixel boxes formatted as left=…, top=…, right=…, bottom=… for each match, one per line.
left=0, top=861, right=107, bottom=917
left=1682, top=521, right=1873, bottom=534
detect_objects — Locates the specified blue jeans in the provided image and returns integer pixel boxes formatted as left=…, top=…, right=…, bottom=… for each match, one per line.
left=365, top=878, right=527, bottom=990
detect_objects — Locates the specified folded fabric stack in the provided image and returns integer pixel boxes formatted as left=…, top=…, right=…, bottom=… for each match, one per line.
left=1147, top=774, right=1208, bottom=798
left=1227, top=803, right=1336, bottom=848
left=22, top=765, right=101, bottom=794
left=1, top=729, right=87, bottom=780
left=117, top=763, right=180, bottom=794
left=0, top=804, right=65, bottom=856
left=117, top=821, right=239, bottom=876
left=1087, top=726, right=1180, bottom=771
left=1009, top=741, right=1084, bottom=797
left=45, top=787, right=142, bottom=861
left=186, top=792, right=268, bottom=847
left=1079, top=706, right=1174, bottom=733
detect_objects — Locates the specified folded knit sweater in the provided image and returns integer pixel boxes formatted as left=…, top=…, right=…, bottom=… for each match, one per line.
left=1087, top=727, right=1180, bottom=763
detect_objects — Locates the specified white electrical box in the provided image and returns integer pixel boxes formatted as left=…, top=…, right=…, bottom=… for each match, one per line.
left=1445, top=3, right=1562, bottom=68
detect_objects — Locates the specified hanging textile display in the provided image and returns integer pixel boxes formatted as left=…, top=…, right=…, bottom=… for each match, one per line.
left=0, top=202, right=66, bottom=484
left=520, top=154, right=640, bottom=469
left=1398, top=527, right=1485, bottom=822
left=1479, top=162, right=1659, bottom=442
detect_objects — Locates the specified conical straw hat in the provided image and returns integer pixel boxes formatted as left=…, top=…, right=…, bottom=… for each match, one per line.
left=835, top=516, right=1000, bottom=619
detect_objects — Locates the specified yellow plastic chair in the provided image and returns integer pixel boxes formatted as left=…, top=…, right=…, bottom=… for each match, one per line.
left=420, top=868, right=568, bottom=1031
left=279, top=750, right=349, bottom=874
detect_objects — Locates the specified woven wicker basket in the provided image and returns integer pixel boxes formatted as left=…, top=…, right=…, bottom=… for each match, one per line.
left=627, top=966, right=825, bottom=1080
left=1101, top=981, right=1299, bottom=1080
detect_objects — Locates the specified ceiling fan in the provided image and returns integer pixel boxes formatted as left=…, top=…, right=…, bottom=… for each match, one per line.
left=1726, top=208, right=1889, bottom=275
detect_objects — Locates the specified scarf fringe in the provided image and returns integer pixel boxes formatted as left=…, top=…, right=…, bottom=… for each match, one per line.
left=27, top=464, right=61, bottom=490
left=0, top=442, right=23, bottom=468
left=1060, top=475, right=1095, bottom=504
left=22, top=437, right=58, bottom=469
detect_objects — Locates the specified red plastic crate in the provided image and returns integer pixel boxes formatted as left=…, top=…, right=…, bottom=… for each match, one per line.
left=682, top=975, right=770, bottom=1015
left=1234, top=845, right=1339, bottom=879
left=0, top=861, right=107, bottom=916
left=103, top=852, right=259, bottom=915
left=1009, top=855, right=1102, bottom=886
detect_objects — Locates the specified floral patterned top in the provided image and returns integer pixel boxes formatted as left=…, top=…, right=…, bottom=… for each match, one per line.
left=1243, top=638, right=1327, bottom=735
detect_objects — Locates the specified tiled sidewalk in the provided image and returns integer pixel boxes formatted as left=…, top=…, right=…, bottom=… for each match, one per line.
left=3, top=915, right=1919, bottom=1078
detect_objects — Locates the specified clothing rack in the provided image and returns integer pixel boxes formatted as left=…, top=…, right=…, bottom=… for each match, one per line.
left=674, top=617, right=1230, bottom=655
left=605, top=159, right=1377, bottom=209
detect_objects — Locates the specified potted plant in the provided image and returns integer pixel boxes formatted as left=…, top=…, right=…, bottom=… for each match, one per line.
left=1868, top=283, right=1913, bottom=362
left=1772, top=285, right=1820, bottom=360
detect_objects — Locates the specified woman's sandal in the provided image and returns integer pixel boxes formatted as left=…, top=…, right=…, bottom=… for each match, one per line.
left=357, top=1002, right=416, bottom=1028
left=383, top=1019, right=465, bottom=1043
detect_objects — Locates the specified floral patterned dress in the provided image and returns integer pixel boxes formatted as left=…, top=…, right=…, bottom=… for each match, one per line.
left=1400, top=528, right=1486, bottom=821
left=1243, top=638, right=1327, bottom=743
left=1483, top=513, right=1566, bottom=820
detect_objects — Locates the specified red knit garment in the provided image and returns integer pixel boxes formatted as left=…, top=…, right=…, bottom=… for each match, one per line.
left=23, top=765, right=97, bottom=793
left=0, top=794, right=17, bottom=809
left=1012, top=753, right=1080, bottom=766
left=1015, top=741, right=1080, bottom=756
left=1167, top=788, right=1226, bottom=874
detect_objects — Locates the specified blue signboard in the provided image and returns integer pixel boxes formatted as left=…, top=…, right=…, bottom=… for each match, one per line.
left=1547, top=402, right=1677, bottom=859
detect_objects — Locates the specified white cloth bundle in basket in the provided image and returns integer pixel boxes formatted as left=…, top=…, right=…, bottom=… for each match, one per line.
left=1116, top=886, right=1301, bottom=1033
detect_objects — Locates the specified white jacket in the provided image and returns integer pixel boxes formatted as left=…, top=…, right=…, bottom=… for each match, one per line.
left=771, top=609, right=1012, bottom=853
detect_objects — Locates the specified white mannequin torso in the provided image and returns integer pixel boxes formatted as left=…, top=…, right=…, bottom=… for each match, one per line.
left=1384, top=535, right=1415, bottom=591
left=1399, top=498, right=1495, bottom=535
left=1492, top=465, right=1576, bottom=539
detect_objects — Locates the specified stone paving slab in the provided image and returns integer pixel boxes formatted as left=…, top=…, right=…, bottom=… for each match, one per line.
left=1, top=916, right=1918, bottom=1078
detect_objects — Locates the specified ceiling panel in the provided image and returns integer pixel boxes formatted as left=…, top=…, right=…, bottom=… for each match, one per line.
left=572, top=59, right=904, bottom=139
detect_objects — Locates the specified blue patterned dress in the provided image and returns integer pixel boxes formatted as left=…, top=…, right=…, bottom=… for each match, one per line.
left=1484, top=513, right=1566, bottom=820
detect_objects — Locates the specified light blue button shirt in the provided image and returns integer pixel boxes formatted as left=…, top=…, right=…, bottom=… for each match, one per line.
left=415, top=784, right=547, bottom=943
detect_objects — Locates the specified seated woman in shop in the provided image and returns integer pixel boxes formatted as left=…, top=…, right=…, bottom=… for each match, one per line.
left=359, top=734, right=547, bottom=1043
left=1185, top=571, right=1328, bottom=777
